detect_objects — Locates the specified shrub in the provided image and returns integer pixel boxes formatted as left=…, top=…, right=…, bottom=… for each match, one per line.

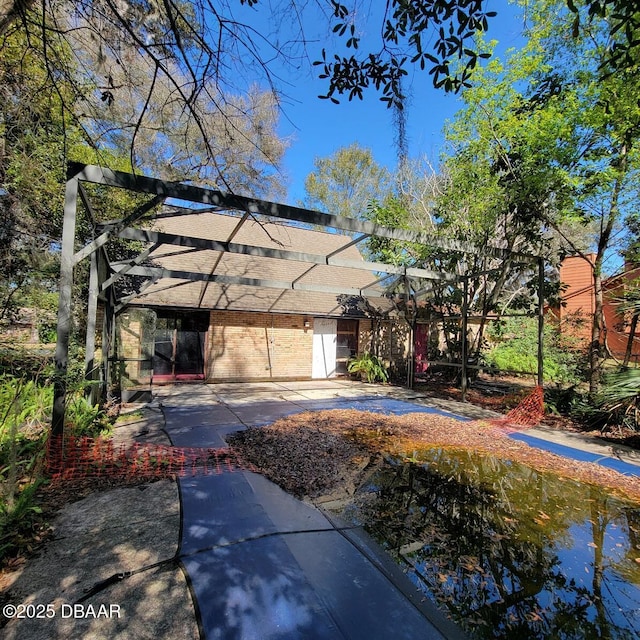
left=348, top=352, right=389, bottom=383
left=484, top=317, right=586, bottom=385
left=0, top=374, right=110, bottom=562
left=0, top=376, right=49, bottom=560
left=65, top=394, right=110, bottom=437
left=594, top=367, right=640, bottom=431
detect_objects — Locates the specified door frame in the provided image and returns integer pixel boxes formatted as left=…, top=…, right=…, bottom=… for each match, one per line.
left=152, top=311, right=208, bottom=382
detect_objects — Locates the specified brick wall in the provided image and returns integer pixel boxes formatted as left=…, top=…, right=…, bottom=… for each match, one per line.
left=117, top=317, right=144, bottom=385
left=112, top=308, right=411, bottom=383
left=357, top=318, right=409, bottom=376
left=207, top=311, right=314, bottom=380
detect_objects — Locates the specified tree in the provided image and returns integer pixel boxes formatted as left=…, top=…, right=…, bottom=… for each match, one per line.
left=440, top=0, right=640, bottom=392
left=528, top=0, right=640, bottom=392
left=303, top=143, right=392, bottom=218
left=1, top=0, right=638, bottom=189
left=317, top=0, right=640, bottom=108
left=0, top=1, right=292, bottom=323
left=361, top=0, right=640, bottom=385
left=0, top=25, right=80, bottom=323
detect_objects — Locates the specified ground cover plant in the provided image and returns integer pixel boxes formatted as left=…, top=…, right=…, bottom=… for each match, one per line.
left=0, top=372, right=110, bottom=564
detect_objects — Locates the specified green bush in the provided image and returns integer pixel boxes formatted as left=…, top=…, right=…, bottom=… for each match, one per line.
left=485, top=317, right=586, bottom=385
left=594, top=367, right=640, bottom=431
left=0, top=376, right=49, bottom=560
left=348, top=352, right=389, bottom=383
left=65, top=394, right=110, bottom=437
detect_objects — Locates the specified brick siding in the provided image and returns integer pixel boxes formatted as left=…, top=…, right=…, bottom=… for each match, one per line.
left=207, top=311, right=314, bottom=380
left=357, top=318, right=409, bottom=376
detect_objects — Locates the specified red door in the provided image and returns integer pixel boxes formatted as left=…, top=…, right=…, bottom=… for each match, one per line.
left=414, top=324, right=429, bottom=375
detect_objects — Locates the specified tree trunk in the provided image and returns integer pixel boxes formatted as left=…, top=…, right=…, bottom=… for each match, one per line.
left=589, top=149, right=626, bottom=394
left=589, top=265, right=605, bottom=394
left=623, top=313, right=639, bottom=367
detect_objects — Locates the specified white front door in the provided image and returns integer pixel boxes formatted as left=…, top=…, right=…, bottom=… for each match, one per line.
left=311, top=318, right=337, bottom=378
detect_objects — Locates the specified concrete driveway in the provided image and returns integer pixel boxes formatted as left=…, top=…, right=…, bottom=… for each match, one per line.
left=153, top=379, right=640, bottom=640
left=156, top=380, right=472, bottom=640
left=4, top=380, right=638, bottom=640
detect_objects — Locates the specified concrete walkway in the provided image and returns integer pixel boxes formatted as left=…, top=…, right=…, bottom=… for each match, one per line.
left=154, top=380, right=640, bottom=640
left=157, top=380, right=468, bottom=640
left=4, top=381, right=637, bottom=639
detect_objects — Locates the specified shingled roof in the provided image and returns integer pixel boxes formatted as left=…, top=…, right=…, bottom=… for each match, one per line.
left=126, top=210, right=397, bottom=317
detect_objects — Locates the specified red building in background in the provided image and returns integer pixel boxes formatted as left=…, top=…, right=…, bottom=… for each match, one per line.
left=559, top=255, right=640, bottom=362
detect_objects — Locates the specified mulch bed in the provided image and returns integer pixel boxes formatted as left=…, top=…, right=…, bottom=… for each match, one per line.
left=418, top=378, right=640, bottom=449
left=228, top=408, right=640, bottom=504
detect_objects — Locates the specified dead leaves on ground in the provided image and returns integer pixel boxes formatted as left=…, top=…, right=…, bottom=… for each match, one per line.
left=227, top=409, right=640, bottom=504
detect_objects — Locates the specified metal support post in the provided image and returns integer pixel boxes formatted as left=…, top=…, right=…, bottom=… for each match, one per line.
left=84, top=250, right=99, bottom=404
left=52, top=176, right=79, bottom=437
left=537, top=257, right=545, bottom=388
left=461, top=275, right=469, bottom=402
left=101, top=287, right=116, bottom=403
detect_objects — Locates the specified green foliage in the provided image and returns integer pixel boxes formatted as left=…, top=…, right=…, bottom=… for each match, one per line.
left=0, top=376, right=48, bottom=560
left=546, top=366, right=640, bottom=431
left=364, top=198, right=419, bottom=265
left=485, top=317, right=585, bottom=384
left=65, top=395, right=110, bottom=437
left=440, top=0, right=640, bottom=393
left=0, top=19, right=99, bottom=326
left=316, top=0, right=496, bottom=104
left=0, top=371, right=110, bottom=561
left=303, top=143, right=392, bottom=219
left=0, top=481, right=43, bottom=560
left=542, top=385, right=588, bottom=417
left=0, top=376, right=53, bottom=438
left=594, top=367, right=640, bottom=431
left=347, top=352, right=389, bottom=383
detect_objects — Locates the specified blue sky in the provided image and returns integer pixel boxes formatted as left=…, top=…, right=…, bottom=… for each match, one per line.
left=275, top=2, right=526, bottom=206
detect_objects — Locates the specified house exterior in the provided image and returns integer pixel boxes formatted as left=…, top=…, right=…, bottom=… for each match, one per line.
left=116, top=210, right=411, bottom=386
left=558, top=255, right=640, bottom=361
left=0, top=308, right=39, bottom=344
left=53, top=164, right=541, bottom=429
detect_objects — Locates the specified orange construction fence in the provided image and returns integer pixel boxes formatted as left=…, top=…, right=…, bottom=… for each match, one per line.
left=45, top=436, right=255, bottom=483
left=45, top=386, right=545, bottom=482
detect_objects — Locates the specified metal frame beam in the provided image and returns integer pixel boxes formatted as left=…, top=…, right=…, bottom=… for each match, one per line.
left=197, top=211, right=250, bottom=307
left=115, top=227, right=458, bottom=283
left=52, top=177, right=79, bottom=437
left=114, top=264, right=387, bottom=298
left=73, top=194, right=164, bottom=266
left=68, top=163, right=539, bottom=263
left=52, top=163, right=544, bottom=438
